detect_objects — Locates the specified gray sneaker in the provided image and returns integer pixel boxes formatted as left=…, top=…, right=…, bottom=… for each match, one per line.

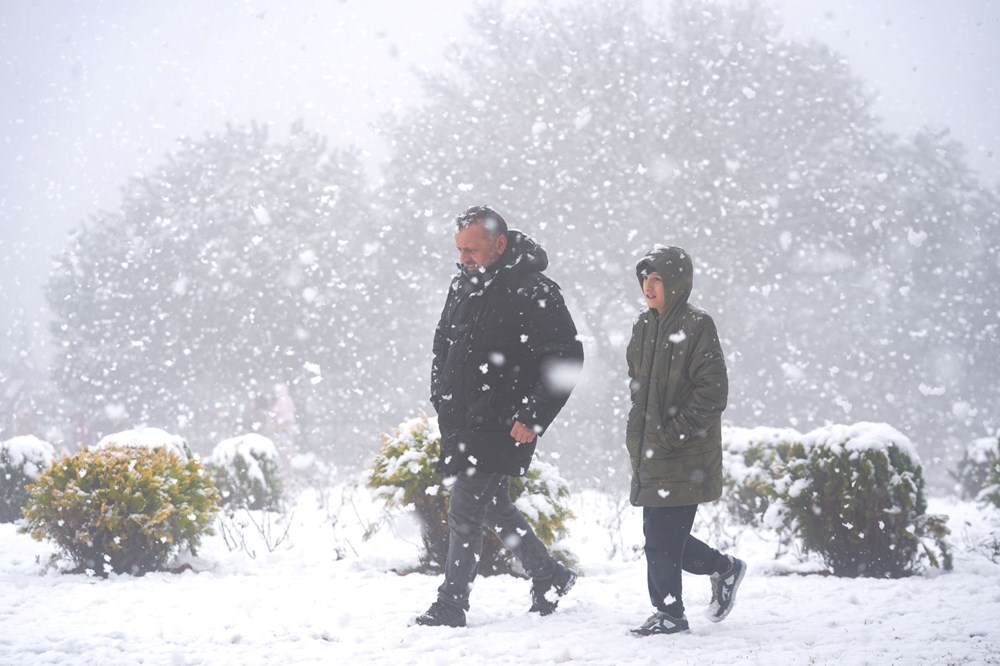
left=707, top=555, right=746, bottom=623
left=630, top=610, right=690, bottom=636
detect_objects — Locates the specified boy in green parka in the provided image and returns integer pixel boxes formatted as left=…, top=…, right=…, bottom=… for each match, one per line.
left=625, top=245, right=746, bottom=636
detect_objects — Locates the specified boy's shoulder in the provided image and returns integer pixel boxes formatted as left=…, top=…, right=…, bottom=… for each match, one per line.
left=632, top=308, right=654, bottom=328
left=681, top=302, right=717, bottom=321
left=631, top=304, right=718, bottom=330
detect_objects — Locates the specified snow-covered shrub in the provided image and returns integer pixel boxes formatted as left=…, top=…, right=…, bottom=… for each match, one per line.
left=978, top=441, right=1000, bottom=510
left=205, top=434, right=283, bottom=511
left=721, top=426, right=806, bottom=527
left=368, top=413, right=446, bottom=568
left=501, top=461, right=578, bottom=574
left=774, top=423, right=951, bottom=577
left=368, top=412, right=574, bottom=574
left=96, top=427, right=193, bottom=461
left=952, top=435, right=999, bottom=501
left=1, top=436, right=56, bottom=523
left=514, top=462, right=573, bottom=544
left=21, top=446, right=219, bottom=575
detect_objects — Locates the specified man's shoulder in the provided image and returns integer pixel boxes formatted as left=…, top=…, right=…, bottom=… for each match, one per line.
left=509, top=269, right=565, bottom=302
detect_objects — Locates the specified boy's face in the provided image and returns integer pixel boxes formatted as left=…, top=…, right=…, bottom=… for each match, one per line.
left=642, top=271, right=666, bottom=314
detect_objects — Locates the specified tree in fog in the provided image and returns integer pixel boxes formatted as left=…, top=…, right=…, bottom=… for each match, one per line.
left=378, top=0, right=999, bottom=473
left=47, top=123, right=389, bottom=461
left=0, top=318, right=53, bottom=441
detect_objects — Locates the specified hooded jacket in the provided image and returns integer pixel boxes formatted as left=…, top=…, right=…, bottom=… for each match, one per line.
left=625, top=246, right=728, bottom=507
left=431, top=230, right=583, bottom=476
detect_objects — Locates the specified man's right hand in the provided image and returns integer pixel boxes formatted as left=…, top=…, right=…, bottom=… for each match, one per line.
left=510, top=420, right=537, bottom=444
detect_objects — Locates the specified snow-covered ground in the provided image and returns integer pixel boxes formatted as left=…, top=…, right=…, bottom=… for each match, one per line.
left=2, top=486, right=998, bottom=665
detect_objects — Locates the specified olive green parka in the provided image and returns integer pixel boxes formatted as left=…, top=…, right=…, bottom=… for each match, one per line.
left=625, top=246, right=728, bottom=507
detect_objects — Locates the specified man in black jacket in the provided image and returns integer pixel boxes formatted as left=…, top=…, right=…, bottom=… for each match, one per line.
left=414, top=205, right=584, bottom=628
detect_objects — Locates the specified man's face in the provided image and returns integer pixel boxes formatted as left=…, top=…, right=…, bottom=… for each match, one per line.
left=642, top=271, right=666, bottom=314
left=455, top=221, right=507, bottom=273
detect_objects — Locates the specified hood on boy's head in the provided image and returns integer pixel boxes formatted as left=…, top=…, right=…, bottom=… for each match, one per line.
left=636, top=245, right=693, bottom=311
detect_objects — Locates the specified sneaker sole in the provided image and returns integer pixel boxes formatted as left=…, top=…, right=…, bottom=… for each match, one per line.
left=708, top=561, right=746, bottom=623
left=630, top=625, right=690, bottom=637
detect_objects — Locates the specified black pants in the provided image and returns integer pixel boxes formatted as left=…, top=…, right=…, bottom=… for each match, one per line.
left=437, top=472, right=556, bottom=611
left=643, top=505, right=727, bottom=615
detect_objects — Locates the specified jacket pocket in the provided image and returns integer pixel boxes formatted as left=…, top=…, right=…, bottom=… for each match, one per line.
left=465, top=393, right=508, bottom=431
left=643, top=442, right=702, bottom=485
left=643, top=427, right=680, bottom=457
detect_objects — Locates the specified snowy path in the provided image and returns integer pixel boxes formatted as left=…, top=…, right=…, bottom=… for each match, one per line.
left=2, top=492, right=998, bottom=665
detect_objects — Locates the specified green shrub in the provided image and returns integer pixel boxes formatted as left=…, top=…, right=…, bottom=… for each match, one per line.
left=21, top=445, right=219, bottom=575
left=368, top=412, right=447, bottom=569
left=721, top=426, right=805, bottom=527
left=775, top=422, right=951, bottom=577
left=1, top=436, right=56, bottom=523
left=978, top=441, right=1000, bottom=510
left=368, top=412, right=574, bottom=574
left=952, top=435, right=999, bottom=501
left=205, top=434, right=284, bottom=511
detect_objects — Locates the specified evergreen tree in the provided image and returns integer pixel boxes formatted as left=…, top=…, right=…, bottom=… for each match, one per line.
left=377, top=0, right=1000, bottom=473
left=47, top=123, right=388, bottom=462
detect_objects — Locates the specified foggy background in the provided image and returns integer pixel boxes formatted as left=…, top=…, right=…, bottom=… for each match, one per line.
left=2, top=0, right=998, bottom=488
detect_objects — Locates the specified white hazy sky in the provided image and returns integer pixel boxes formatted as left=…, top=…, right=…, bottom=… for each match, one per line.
left=2, top=0, right=998, bottom=353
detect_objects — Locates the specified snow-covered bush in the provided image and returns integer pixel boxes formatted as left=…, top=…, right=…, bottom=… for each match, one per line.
left=96, top=427, right=193, bottom=461
left=1, top=436, right=56, bottom=523
left=368, top=413, right=446, bottom=568
left=952, top=435, right=999, bottom=501
left=21, top=446, right=218, bottom=576
left=773, top=423, right=951, bottom=577
left=368, top=413, right=574, bottom=574
left=721, top=426, right=806, bottom=527
left=978, top=441, right=1000, bottom=510
left=514, top=462, right=573, bottom=544
left=205, top=434, right=284, bottom=511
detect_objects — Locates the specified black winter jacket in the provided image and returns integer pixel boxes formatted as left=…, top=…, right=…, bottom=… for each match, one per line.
left=431, top=230, right=583, bottom=476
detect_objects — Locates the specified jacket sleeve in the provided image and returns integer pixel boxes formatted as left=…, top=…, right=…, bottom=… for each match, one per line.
left=663, top=314, right=728, bottom=446
left=430, top=284, right=457, bottom=411
left=626, top=316, right=643, bottom=389
left=513, top=280, right=584, bottom=435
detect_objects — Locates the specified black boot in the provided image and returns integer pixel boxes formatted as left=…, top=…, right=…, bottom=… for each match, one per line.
left=529, top=562, right=578, bottom=616
left=414, top=601, right=467, bottom=628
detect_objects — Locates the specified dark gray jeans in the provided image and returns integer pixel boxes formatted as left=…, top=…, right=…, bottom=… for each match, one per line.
left=437, top=471, right=557, bottom=611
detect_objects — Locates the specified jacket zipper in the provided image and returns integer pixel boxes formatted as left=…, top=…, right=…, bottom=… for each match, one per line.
left=633, top=313, right=659, bottom=504
left=634, top=309, right=683, bottom=503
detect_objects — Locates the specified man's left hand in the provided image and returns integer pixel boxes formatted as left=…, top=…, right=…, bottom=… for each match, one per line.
left=510, top=420, right=537, bottom=443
